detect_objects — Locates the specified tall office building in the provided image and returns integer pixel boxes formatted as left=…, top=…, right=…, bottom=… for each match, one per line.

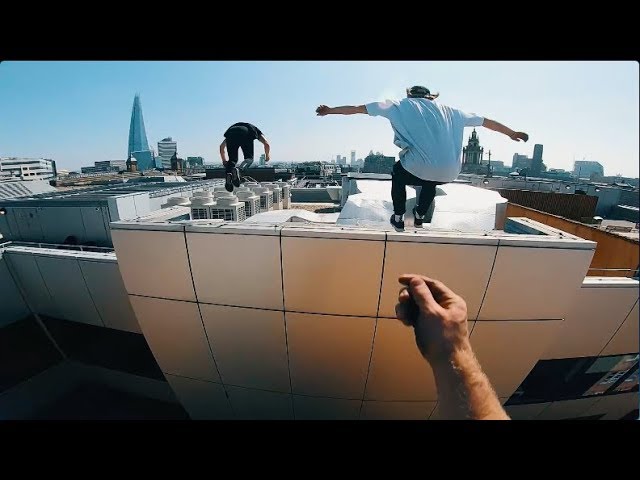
left=259, top=154, right=266, bottom=166
left=127, top=94, right=155, bottom=171
left=350, top=151, right=356, bottom=165
left=530, top=144, right=544, bottom=176
left=157, top=137, right=178, bottom=170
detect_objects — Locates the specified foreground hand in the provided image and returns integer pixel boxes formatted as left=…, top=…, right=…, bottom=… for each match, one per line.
left=510, top=131, right=529, bottom=142
left=316, top=105, right=331, bottom=116
left=395, top=274, right=470, bottom=364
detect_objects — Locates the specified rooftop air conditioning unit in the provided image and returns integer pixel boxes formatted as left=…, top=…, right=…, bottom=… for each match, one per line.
left=262, top=183, right=282, bottom=210
left=276, top=181, right=291, bottom=209
left=209, top=194, right=246, bottom=222
left=192, top=190, right=213, bottom=197
left=190, top=196, right=215, bottom=220
left=162, top=196, right=191, bottom=208
left=235, top=188, right=261, bottom=217
left=253, top=185, right=273, bottom=212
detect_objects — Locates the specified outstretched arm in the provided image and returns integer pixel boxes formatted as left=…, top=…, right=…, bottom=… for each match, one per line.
left=483, top=118, right=529, bottom=142
left=316, top=104, right=367, bottom=116
left=219, top=140, right=227, bottom=164
left=396, top=274, right=509, bottom=420
left=258, top=134, right=270, bottom=162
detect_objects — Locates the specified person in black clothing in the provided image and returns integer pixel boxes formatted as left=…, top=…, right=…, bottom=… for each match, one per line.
left=219, top=122, right=270, bottom=192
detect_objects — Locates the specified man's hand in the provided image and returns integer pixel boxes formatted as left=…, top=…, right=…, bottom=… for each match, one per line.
left=222, top=159, right=228, bottom=167
left=395, top=274, right=471, bottom=365
left=316, top=105, right=332, bottom=116
left=509, top=131, right=529, bottom=142
left=265, top=154, right=270, bottom=162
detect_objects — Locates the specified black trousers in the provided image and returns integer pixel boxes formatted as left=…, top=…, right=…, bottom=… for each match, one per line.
left=225, top=129, right=255, bottom=174
left=391, top=161, right=443, bottom=216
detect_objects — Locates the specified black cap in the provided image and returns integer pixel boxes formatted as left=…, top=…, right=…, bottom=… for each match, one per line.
left=407, top=85, right=439, bottom=99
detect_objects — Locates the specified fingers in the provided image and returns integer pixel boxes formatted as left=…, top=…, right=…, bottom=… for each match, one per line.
left=395, top=302, right=413, bottom=326
left=421, top=277, right=458, bottom=304
left=399, top=274, right=457, bottom=306
left=402, top=276, right=439, bottom=315
left=398, top=287, right=410, bottom=303
left=395, top=287, right=415, bottom=326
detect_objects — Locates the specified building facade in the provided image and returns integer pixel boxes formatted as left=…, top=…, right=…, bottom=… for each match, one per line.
left=158, top=137, right=178, bottom=170
left=574, top=161, right=604, bottom=179
left=362, top=153, right=395, bottom=174
left=461, top=130, right=485, bottom=174
left=0, top=157, right=56, bottom=181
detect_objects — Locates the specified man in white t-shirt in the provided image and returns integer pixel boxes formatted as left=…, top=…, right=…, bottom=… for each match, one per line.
left=316, top=86, right=528, bottom=231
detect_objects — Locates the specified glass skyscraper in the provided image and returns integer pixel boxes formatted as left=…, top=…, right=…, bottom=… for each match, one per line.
left=127, top=94, right=155, bottom=171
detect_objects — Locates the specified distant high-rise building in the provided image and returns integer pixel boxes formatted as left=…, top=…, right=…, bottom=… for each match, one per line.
left=350, top=151, right=356, bottom=165
left=338, top=156, right=347, bottom=166
left=530, top=144, right=544, bottom=176
left=512, top=153, right=531, bottom=170
left=573, top=160, right=604, bottom=179
left=127, top=94, right=155, bottom=171
left=158, top=137, right=177, bottom=170
left=335, top=154, right=341, bottom=164
left=259, top=154, right=266, bottom=166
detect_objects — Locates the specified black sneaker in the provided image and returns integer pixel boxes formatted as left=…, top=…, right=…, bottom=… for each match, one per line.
left=231, top=167, right=241, bottom=187
left=412, top=206, right=423, bottom=227
left=390, top=215, right=404, bottom=232
left=225, top=173, right=234, bottom=192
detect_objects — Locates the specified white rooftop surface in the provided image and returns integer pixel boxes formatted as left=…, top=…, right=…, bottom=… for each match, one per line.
left=243, top=208, right=340, bottom=224
left=338, top=180, right=506, bottom=232
left=242, top=180, right=507, bottom=232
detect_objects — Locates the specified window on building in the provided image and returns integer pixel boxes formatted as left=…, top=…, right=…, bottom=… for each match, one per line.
left=506, top=354, right=639, bottom=406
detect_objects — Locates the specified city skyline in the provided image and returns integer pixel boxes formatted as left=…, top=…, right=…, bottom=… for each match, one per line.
left=0, top=61, right=637, bottom=177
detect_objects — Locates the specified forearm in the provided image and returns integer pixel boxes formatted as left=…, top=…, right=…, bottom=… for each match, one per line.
left=431, top=341, right=509, bottom=420
left=327, top=105, right=366, bottom=115
left=483, top=118, right=515, bottom=138
left=219, top=144, right=226, bottom=162
left=264, top=142, right=270, bottom=157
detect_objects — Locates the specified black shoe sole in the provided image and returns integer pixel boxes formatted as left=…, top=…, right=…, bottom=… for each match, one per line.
left=225, top=173, right=233, bottom=192
left=231, top=167, right=241, bottom=187
left=412, top=207, right=423, bottom=228
left=390, top=216, right=404, bottom=232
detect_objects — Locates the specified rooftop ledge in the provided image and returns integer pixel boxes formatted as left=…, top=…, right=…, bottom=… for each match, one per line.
left=110, top=216, right=596, bottom=250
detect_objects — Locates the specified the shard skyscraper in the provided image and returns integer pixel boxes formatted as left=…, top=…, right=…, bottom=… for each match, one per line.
left=127, top=94, right=155, bottom=171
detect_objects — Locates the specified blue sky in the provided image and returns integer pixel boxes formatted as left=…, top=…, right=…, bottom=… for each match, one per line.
left=0, top=61, right=637, bottom=177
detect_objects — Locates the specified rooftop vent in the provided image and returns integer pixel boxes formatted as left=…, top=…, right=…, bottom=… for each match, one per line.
left=192, top=190, right=214, bottom=198
left=190, top=196, right=216, bottom=220
left=253, top=185, right=273, bottom=212
left=162, top=196, right=191, bottom=208
left=262, top=183, right=283, bottom=210
left=236, top=189, right=261, bottom=217
left=276, top=181, right=291, bottom=209
left=209, top=194, right=246, bottom=222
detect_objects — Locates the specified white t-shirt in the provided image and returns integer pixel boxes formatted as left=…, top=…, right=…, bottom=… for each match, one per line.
left=365, top=98, right=484, bottom=183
